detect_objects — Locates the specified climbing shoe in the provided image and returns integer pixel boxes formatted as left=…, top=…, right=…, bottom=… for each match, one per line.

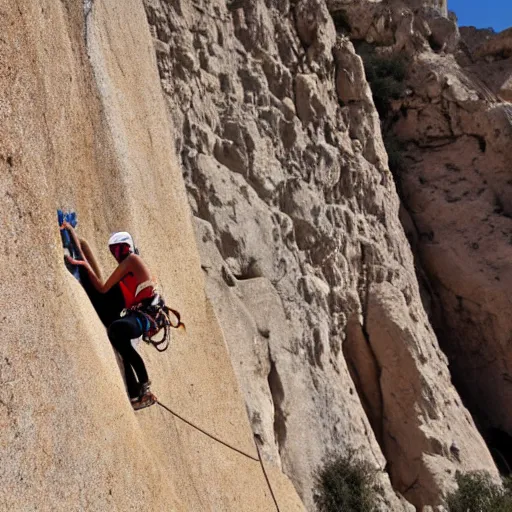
left=132, top=382, right=157, bottom=410
left=140, top=381, right=151, bottom=395
left=132, top=392, right=157, bottom=410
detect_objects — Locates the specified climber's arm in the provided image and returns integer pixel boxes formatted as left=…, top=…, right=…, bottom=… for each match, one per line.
left=62, top=222, right=105, bottom=281
left=79, top=238, right=103, bottom=280
left=65, top=255, right=131, bottom=294
left=61, top=221, right=84, bottom=258
left=99, top=257, right=133, bottom=293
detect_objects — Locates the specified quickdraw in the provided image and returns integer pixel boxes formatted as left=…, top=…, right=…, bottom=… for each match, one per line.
left=123, top=294, right=185, bottom=352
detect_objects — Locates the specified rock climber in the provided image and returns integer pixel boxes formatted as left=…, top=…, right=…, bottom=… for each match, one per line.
left=61, top=222, right=157, bottom=410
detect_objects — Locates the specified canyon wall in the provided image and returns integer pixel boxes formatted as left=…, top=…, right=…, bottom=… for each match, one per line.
left=1, top=0, right=509, bottom=510
left=143, top=0, right=504, bottom=509
left=0, top=0, right=303, bottom=510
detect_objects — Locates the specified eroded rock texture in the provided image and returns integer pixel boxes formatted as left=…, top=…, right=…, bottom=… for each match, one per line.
left=0, top=1, right=304, bottom=510
left=340, top=0, right=512, bottom=477
left=143, top=0, right=500, bottom=509
left=458, top=26, right=512, bottom=101
left=379, top=13, right=512, bottom=456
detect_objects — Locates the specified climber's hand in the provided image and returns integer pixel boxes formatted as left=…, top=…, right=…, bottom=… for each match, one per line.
left=65, top=255, right=86, bottom=267
left=60, top=220, right=74, bottom=232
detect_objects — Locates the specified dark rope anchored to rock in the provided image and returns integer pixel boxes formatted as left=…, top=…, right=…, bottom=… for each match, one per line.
left=155, top=400, right=281, bottom=512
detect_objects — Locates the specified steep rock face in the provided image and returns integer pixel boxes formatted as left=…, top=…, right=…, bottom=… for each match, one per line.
left=0, top=1, right=304, bottom=510
left=327, top=0, right=453, bottom=51
left=459, top=27, right=512, bottom=101
left=474, top=27, right=512, bottom=60
left=144, top=0, right=498, bottom=508
left=393, top=51, right=512, bottom=443
left=340, top=1, right=512, bottom=470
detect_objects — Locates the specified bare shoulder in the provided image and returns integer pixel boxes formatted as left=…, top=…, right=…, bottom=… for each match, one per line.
left=127, top=253, right=151, bottom=276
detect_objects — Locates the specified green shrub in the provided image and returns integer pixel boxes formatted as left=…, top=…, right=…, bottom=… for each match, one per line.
left=357, top=44, right=408, bottom=116
left=314, top=453, right=378, bottom=512
left=446, top=471, right=512, bottom=512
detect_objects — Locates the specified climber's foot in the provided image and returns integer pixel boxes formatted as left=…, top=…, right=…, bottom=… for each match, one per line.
left=132, top=390, right=157, bottom=411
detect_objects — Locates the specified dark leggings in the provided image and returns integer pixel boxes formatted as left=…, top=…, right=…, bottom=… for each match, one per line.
left=79, top=266, right=125, bottom=327
left=79, top=267, right=149, bottom=398
left=108, top=315, right=148, bottom=399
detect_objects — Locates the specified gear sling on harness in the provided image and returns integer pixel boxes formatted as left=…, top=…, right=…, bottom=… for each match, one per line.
left=122, top=294, right=185, bottom=352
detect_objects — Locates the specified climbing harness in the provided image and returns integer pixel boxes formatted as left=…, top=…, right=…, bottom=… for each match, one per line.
left=156, top=400, right=281, bottom=512
left=122, top=294, right=185, bottom=352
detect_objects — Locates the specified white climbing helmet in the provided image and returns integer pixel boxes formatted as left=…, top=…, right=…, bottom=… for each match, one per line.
left=108, top=231, right=135, bottom=253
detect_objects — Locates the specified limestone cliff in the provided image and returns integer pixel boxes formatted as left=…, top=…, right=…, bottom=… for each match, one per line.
left=2, top=0, right=509, bottom=511
left=459, top=26, right=512, bottom=101
left=142, top=0, right=504, bottom=510
left=0, top=1, right=303, bottom=510
left=336, top=1, right=512, bottom=473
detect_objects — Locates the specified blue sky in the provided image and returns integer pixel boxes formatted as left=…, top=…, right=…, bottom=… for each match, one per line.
left=448, top=0, right=512, bottom=32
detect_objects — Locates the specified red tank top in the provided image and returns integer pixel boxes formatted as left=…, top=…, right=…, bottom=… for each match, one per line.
left=119, top=272, right=154, bottom=308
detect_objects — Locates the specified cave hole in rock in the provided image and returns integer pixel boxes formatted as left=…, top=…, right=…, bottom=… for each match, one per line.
left=476, top=136, right=487, bottom=153
left=331, top=10, right=351, bottom=34
left=427, top=34, right=444, bottom=53
left=232, top=258, right=266, bottom=281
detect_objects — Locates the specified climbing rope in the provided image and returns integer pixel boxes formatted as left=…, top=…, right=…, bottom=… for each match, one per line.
left=253, top=437, right=281, bottom=512
left=156, top=401, right=258, bottom=460
left=156, top=400, right=281, bottom=512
